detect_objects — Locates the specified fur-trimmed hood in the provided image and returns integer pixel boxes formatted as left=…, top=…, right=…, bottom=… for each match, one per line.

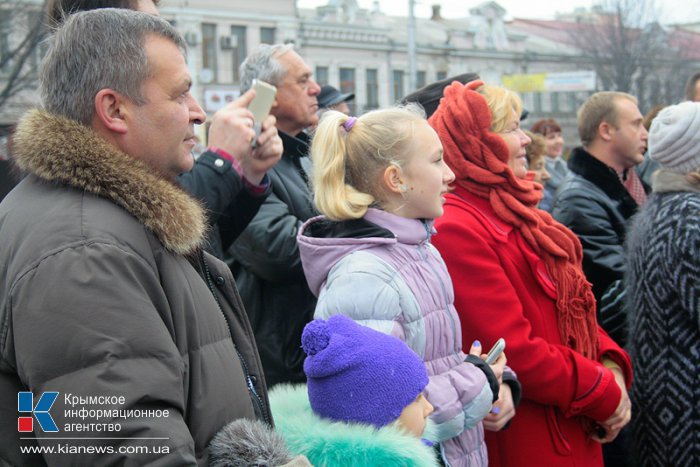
left=652, top=168, right=700, bottom=194
left=12, top=109, right=206, bottom=255
left=269, top=384, right=439, bottom=467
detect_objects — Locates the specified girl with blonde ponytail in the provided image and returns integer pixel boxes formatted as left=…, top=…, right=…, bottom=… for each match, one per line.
left=297, top=105, right=519, bottom=467
left=310, top=106, right=422, bottom=220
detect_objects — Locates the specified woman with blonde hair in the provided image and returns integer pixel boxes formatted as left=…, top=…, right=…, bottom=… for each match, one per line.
left=430, top=81, right=632, bottom=467
left=297, top=105, right=520, bottom=466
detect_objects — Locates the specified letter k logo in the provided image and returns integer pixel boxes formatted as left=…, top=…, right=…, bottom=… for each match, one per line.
left=18, top=392, right=59, bottom=433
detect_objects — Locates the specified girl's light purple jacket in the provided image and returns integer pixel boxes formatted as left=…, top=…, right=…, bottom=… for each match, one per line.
left=298, top=208, right=498, bottom=467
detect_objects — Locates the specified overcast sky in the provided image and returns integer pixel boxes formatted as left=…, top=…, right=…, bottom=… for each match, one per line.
left=296, top=0, right=700, bottom=24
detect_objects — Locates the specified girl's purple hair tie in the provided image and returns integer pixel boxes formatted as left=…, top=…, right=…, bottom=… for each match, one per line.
left=342, top=117, right=357, bottom=132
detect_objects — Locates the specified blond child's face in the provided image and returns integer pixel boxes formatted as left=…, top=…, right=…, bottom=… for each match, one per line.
left=393, top=122, right=455, bottom=220
left=397, top=393, right=434, bottom=438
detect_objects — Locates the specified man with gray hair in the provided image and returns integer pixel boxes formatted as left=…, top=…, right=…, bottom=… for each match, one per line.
left=0, top=10, right=271, bottom=465
left=228, top=44, right=321, bottom=387
left=46, top=0, right=284, bottom=261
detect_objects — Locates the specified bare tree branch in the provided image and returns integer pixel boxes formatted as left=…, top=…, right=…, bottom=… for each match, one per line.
left=0, top=0, right=48, bottom=113
left=567, top=0, right=691, bottom=110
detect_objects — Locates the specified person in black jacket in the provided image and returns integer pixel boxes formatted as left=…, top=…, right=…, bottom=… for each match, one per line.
left=46, top=0, right=284, bottom=260
left=228, top=44, right=321, bottom=387
left=177, top=88, right=282, bottom=258
left=552, top=91, right=648, bottom=467
left=552, top=91, right=649, bottom=347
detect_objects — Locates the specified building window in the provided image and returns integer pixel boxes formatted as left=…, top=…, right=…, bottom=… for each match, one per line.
left=339, top=67, right=356, bottom=115
left=568, top=92, right=579, bottom=112
left=260, top=27, right=276, bottom=45
left=315, top=66, right=329, bottom=86
left=230, top=25, right=247, bottom=83
left=392, top=70, right=405, bottom=102
left=201, top=23, right=217, bottom=82
left=533, top=92, right=542, bottom=113
left=436, top=71, right=447, bottom=81
left=0, top=11, right=10, bottom=73
left=551, top=92, right=560, bottom=113
left=416, top=71, right=426, bottom=89
left=521, top=92, right=534, bottom=115
left=366, top=68, right=378, bottom=111
left=541, top=92, right=552, bottom=113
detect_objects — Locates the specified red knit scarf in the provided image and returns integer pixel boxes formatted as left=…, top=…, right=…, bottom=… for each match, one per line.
left=429, top=81, right=598, bottom=359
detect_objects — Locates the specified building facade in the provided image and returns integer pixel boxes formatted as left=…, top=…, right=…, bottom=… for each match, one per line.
left=2, top=0, right=700, bottom=150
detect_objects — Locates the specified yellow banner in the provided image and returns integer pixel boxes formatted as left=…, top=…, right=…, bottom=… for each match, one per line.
left=501, top=73, right=547, bottom=93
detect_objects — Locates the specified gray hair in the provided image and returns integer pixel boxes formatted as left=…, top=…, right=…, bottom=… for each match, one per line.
left=40, top=8, right=186, bottom=125
left=239, top=43, right=294, bottom=93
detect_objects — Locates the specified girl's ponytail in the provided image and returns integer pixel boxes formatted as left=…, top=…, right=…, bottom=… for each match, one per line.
left=310, top=104, right=426, bottom=220
left=311, top=111, right=375, bottom=220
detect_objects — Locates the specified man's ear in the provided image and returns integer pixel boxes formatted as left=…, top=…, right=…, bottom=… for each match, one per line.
left=93, top=89, right=129, bottom=134
left=598, top=120, right=614, bottom=142
left=382, top=164, right=405, bottom=194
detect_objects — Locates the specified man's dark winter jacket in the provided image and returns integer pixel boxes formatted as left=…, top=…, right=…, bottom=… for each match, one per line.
left=228, top=131, right=317, bottom=387
left=552, top=147, right=649, bottom=345
left=0, top=110, right=271, bottom=466
left=179, top=151, right=271, bottom=259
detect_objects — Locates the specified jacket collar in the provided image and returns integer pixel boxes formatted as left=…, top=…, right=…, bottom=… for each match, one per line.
left=279, top=130, right=311, bottom=159
left=653, top=169, right=700, bottom=194
left=364, top=208, right=434, bottom=244
left=12, top=110, right=206, bottom=255
left=568, top=146, right=646, bottom=203
left=449, top=186, right=513, bottom=239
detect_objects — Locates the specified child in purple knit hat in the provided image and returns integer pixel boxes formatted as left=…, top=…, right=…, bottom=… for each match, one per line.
left=268, top=315, right=439, bottom=466
left=302, top=314, right=433, bottom=435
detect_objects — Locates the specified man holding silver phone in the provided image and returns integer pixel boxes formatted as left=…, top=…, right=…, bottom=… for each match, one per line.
left=248, top=79, right=278, bottom=148
left=186, top=86, right=283, bottom=258
left=229, top=44, right=322, bottom=387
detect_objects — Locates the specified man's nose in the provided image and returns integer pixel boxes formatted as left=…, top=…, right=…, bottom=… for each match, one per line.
left=190, top=96, right=206, bottom=125
left=309, top=79, right=321, bottom=96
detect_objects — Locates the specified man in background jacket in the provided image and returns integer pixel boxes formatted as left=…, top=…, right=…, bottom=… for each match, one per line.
left=552, top=91, right=649, bottom=347
left=0, top=10, right=271, bottom=465
left=229, top=44, right=321, bottom=386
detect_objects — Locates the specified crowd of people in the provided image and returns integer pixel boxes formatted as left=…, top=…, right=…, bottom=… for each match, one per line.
left=0, top=1, right=698, bottom=466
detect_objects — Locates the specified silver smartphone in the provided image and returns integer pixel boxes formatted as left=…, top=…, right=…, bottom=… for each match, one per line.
left=248, top=79, right=277, bottom=147
left=485, top=338, right=506, bottom=365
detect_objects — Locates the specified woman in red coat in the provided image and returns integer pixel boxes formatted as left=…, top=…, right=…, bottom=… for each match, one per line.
left=430, top=81, right=632, bottom=467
